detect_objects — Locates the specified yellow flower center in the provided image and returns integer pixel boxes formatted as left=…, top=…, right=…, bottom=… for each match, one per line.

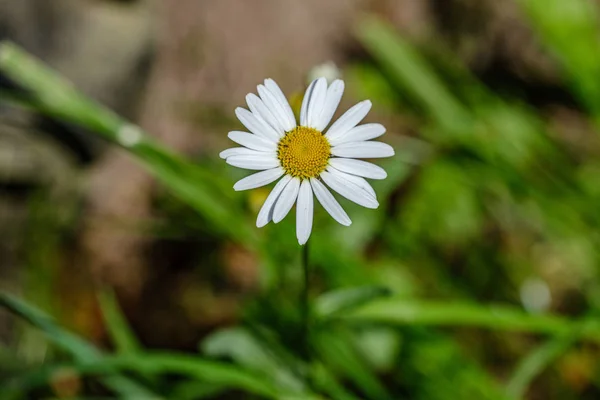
left=277, top=126, right=331, bottom=180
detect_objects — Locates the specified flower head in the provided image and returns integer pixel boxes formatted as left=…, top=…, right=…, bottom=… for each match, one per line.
left=221, top=78, right=394, bottom=245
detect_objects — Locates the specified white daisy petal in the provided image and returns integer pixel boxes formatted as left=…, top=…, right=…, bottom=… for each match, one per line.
left=233, top=167, right=284, bottom=191
left=264, top=79, right=296, bottom=129
left=307, top=77, right=328, bottom=128
left=272, top=177, right=301, bottom=223
left=235, top=107, right=280, bottom=142
left=258, top=85, right=295, bottom=132
left=325, top=100, right=372, bottom=140
left=226, top=154, right=280, bottom=170
left=328, top=167, right=376, bottom=198
left=296, top=180, right=314, bottom=245
left=246, top=93, right=285, bottom=135
left=331, top=141, right=395, bottom=158
left=300, top=79, right=318, bottom=127
left=256, top=175, right=293, bottom=227
left=315, top=79, right=344, bottom=131
left=329, top=123, right=386, bottom=146
left=310, top=177, right=351, bottom=226
left=219, top=147, right=266, bottom=159
left=320, top=170, right=379, bottom=209
left=328, top=158, right=387, bottom=180
left=228, top=131, right=277, bottom=152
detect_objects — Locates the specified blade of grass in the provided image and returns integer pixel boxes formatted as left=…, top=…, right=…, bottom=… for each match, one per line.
left=505, top=317, right=594, bottom=399
left=1, top=291, right=318, bottom=399
left=84, top=352, right=290, bottom=398
left=309, top=362, right=364, bottom=400
left=0, top=41, right=254, bottom=244
left=315, top=285, right=392, bottom=319
left=337, top=298, right=600, bottom=341
left=97, top=289, right=140, bottom=354
left=517, top=0, right=600, bottom=119
left=313, top=329, right=393, bottom=400
left=0, top=291, right=157, bottom=398
left=4, top=354, right=297, bottom=400
left=356, top=16, right=471, bottom=135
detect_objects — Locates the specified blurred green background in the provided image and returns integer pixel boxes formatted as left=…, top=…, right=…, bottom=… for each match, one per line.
left=2, top=0, right=600, bottom=399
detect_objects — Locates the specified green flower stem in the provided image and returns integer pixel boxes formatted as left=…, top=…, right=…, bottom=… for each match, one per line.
left=301, top=240, right=311, bottom=360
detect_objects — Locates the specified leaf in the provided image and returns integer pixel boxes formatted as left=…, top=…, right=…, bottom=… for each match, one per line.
left=1, top=291, right=306, bottom=399
left=313, top=328, right=393, bottom=400
left=353, top=327, right=402, bottom=372
left=315, top=285, right=393, bottom=319
left=517, top=0, right=600, bottom=117
left=170, top=381, right=229, bottom=400
left=0, top=291, right=157, bottom=398
left=201, top=327, right=304, bottom=392
left=97, top=289, right=141, bottom=354
left=505, top=318, right=594, bottom=399
left=356, top=16, right=471, bottom=134
left=309, top=362, right=364, bottom=400
left=337, top=297, right=600, bottom=341
left=400, top=330, right=506, bottom=400
left=0, top=41, right=254, bottom=244
left=5, top=353, right=288, bottom=400
left=82, top=352, right=287, bottom=399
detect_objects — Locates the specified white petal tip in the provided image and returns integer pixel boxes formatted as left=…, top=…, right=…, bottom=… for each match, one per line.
left=232, top=179, right=249, bottom=191
left=363, top=197, right=379, bottom=209
left=234, top=108, right=245, bottom=119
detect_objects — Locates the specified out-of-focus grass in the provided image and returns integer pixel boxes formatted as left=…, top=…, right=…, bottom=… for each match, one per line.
left=518, top=0, right=600, bottom=119
left=2, top=0, right=600, bottom=397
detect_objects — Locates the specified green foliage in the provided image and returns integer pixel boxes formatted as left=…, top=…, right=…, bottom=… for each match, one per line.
left=0, top=292, right=302, bottom=399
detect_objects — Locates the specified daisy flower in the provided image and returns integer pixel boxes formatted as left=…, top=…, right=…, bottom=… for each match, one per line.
left=220, top=77, right=394, bottom=245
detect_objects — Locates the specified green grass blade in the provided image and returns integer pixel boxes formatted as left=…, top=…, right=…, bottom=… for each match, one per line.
left=0, top=41, right=254, bottom=244
left=5, top=354, right=289, bottom=400
left=1, top=291, right=316, bottom=399
left=518, top=0, right=600, bottom=118
left=356, top=16, right=471, bottom=134
left=505, top=318, right=594, bottom=399
left=0, top=291, right=157, bottom=398
left=309, top=362, right=364, bottom=400
left=77, top=352, right=288, bottom=399
left=97, top=289, right=141, bottom=354
left=315, top=285, right=392, bottom=319
left=338, top=298, right=600, bottom=340
left=313, top=329, right=393, bottom=400
left=201, top=327, right=304, bottom=392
